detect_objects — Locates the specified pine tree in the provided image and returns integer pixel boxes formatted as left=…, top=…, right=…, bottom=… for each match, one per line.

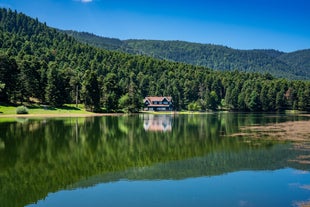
left=81, top=70, right=101, bottom=112
left=207, top=90, right=220, bottom=110
left=45, top=63, right=65, bottom=107
left=247, top=90, right=261, bottom=111
left=102, top=72, right=119, bottom=111
left=127, top=73, right=142, bottom=113
left=0, top=53, right=18, bottom=102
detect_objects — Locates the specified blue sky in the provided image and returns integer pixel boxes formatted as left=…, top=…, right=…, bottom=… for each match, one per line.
left=1, top=0, right=310, bottom=52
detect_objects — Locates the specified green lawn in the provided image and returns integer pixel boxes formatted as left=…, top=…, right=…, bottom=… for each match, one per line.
left=0, top=104, right=93, bottom=115
left=0, top=105, right=17, bottom=115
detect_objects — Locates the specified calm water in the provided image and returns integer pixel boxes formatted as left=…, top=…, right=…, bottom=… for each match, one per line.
left=0, top=113, right=309, bottom=207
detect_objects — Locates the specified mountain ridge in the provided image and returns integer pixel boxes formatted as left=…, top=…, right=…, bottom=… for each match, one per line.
left=63, top=30, right=310, bottom=80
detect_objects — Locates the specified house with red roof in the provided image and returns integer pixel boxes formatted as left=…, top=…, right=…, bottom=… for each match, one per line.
left=143, top=96, right=173, bottom=111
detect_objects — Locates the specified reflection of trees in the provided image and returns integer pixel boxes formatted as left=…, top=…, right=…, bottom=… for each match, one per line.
left=71, top=143, right=297, bottom=188
left=0, top=113, right=308, bottom=207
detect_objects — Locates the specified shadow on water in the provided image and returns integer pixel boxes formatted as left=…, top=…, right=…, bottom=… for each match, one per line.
left=0, top=112, right=309, bottom=207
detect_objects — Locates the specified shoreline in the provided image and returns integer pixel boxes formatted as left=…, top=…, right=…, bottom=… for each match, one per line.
left=0, top=111, right=310, bottom=118
left=0, top=113, right=126, bottom=118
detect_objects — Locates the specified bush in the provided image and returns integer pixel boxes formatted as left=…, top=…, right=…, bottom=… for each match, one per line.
left=16, top=106, right=29, bottom=114
left=187, top=102, right=202, bottom=112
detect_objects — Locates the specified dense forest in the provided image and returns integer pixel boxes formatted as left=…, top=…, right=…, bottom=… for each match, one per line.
left=64, top=30, right=310, bottom=80
left=0, top=8, right=310, bottom=112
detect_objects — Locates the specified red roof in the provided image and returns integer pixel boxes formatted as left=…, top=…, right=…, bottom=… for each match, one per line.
left=146, top=104, right=170, bottom=107
left=143, top=96, right=172, bottom=103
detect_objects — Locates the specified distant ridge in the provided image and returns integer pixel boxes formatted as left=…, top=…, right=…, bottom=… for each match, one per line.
left=64, top=30, right=310, bottom=80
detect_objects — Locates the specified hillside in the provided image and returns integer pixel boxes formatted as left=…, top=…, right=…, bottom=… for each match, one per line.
left=64, top=31, right=310, bottom=80
left=0, top=8, right=310, bottom=112
left=64, top=30, right=124, bottom=51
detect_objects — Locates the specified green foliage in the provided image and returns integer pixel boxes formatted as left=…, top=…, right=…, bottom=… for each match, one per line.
left=18, top=56, right=47, bottom=102
left=206, top=91, right=220, bottom=110
left=118, top=93, right=130, bottom=112
left=45, top=63, right=66, bottom=107
left=188, top=101, right=202, bottom=111
left=277, top=49, right=310, bottom=78
left=102, top=72, right=120, bottom=111
left=64, top=30, right=124, bottom=51
left=16, top=105, right=29, bottom=114
left=0, top=82, right=4, bottom=92
left=63, top=31, right=310, bottom=80
left=0, top=53, right=19, bottom=102
left=126, top=74, right=142, bottom=113
left=246, top=90, right=261, bottom=111
left=0, top=8, right=310, bottom=112
left=81, top=70, right=101, bottom=112
left=187, top=102, right=195, bottom=111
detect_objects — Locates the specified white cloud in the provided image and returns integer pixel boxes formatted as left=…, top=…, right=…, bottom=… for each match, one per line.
left=77, top=0, right=93, bottom=3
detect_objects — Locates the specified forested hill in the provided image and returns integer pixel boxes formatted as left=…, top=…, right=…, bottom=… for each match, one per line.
left=0, top=8, right=310, bottom=112
left=64, top=30, right=310, bottom=80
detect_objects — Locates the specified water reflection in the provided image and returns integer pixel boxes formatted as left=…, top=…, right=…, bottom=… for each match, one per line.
left=28, top=168, right=310, bottom=207
left=0, top=113, right=309, bottom=207
left=142, top=114, right=172, bottom=132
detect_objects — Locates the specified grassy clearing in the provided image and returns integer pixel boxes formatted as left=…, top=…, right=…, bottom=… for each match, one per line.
left=0, top=105, right=17, bottom=114
left=0, top=104, right=92, bottom=116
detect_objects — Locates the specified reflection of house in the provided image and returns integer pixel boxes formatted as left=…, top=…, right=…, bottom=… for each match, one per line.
left=143, top=114, right=172, bottom=132
left=143, top=96, right=173, bottom=111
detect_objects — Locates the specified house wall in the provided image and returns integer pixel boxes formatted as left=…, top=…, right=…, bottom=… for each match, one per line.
left=144, top=106, right=172, bottom=111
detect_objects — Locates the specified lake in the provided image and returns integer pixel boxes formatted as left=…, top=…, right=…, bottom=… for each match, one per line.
left=0, top=113, right=309, bottom=207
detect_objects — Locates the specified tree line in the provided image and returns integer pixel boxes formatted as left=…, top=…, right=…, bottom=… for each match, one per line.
left=64, top=31, right=310, bottom=80
left=0, top=8, right=310, bottom=112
